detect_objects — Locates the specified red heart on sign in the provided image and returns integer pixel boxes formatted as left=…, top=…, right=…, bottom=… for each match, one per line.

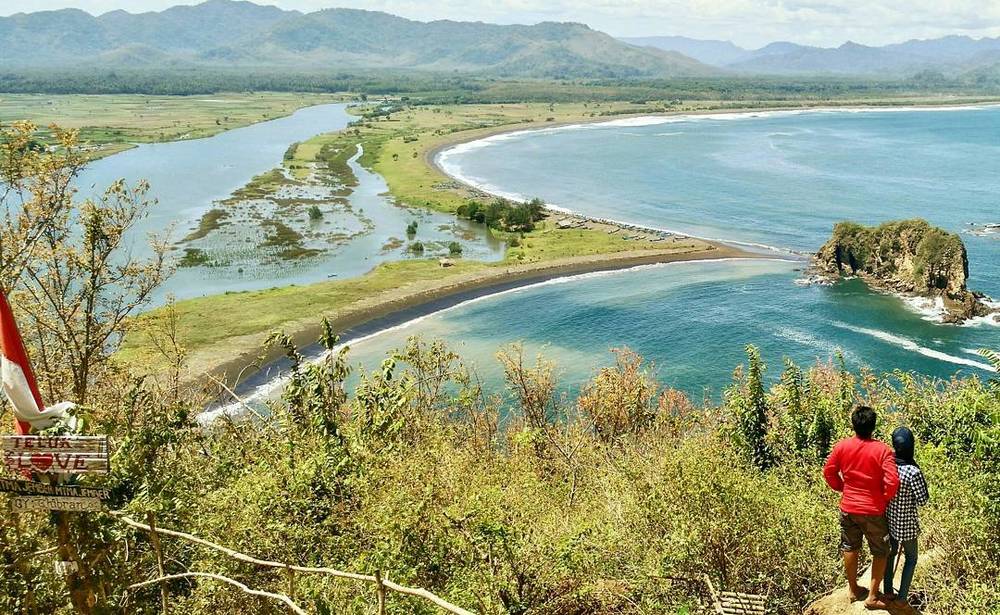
left=30, top=453, right=54, bottom=472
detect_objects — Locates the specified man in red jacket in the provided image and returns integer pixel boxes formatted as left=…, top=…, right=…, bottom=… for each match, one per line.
left=823, top=405, right=899, bottom=610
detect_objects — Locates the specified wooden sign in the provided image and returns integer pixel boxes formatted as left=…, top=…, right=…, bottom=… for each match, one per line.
left=54, top=560, right=79, bottom=576
left=2, top=436, right=109, bottom=475
left=0, top=478, right=109, bottom=500
left=9, top=495, right=105, bottom=512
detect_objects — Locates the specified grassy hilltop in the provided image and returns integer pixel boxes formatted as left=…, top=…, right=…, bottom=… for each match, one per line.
left=7, top=333, right=1000, bottom=613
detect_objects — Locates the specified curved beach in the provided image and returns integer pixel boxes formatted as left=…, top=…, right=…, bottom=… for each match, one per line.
left=170, top=100, right=1000, bottom=396
left=204, top=241, right=758, bottom=391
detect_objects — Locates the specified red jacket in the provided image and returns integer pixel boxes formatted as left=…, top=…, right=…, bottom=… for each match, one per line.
left=823, top=436, right=899, bottom=515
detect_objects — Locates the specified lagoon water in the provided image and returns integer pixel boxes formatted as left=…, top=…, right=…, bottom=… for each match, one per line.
left=77, top=103, right=502, bottom=302
left=340, top=107, right=1000, bottom=396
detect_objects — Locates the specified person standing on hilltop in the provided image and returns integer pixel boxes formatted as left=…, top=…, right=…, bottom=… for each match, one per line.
left=883, top=427, right=930, bottom=609
left=823, top=406, right=900, bottom=610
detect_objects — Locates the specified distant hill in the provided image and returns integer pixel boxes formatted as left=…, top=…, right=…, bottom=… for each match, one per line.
left=727, top=41, right=927, bottom=74
left=620, top=33, right=1000, bottom=77
left=621, top=36, right=748, bottom=66
left=0, top=0, right=716, bottom=79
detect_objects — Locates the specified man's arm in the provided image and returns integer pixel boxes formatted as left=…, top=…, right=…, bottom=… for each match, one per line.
left=822, top=445, right=843, bottom=492
left=881, top=449, right=899, bottom=501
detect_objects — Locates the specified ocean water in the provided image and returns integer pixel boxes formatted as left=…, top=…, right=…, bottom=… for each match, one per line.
left=337, top=107, right=1000, bottom=396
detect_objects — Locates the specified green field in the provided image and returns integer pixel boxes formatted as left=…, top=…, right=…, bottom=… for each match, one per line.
left=0, top=92, right=346, bottom=158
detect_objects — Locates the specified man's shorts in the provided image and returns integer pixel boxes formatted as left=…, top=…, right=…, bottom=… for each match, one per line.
left=839, top=511, right=890, bottom=558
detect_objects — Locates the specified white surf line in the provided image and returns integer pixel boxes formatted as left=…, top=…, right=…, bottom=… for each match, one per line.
left=897, top=291, right=1000, bottom=328
left=436, top=102, right=1000, bottom=257
left=440, top=103, right=1000, bottom=163
left=830, top=321, right=996, bottom=373
left=436, top=147, right=803, bottom=257
left=200, top=257, right=796, bottom=423
left=438, top=151, right=811, bottom=258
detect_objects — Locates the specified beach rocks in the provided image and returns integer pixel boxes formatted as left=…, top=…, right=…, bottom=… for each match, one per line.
left=811, top=219, right=997, bottom=324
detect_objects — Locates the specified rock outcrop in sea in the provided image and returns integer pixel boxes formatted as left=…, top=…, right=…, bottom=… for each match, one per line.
left=811, top=219, right=997, bottom=324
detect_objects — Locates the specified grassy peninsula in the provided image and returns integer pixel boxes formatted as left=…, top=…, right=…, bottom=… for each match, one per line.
left=122, top=99, right=766, bottom=381
left=121, top=96, right=1000, bottom=382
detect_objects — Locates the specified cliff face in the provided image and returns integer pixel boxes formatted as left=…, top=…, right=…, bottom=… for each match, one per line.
left=812, top=219, right=994, bottom=323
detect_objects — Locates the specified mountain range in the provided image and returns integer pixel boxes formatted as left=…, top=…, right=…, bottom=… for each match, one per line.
left=621, top=35, right=1000, bottom=76
left=0, top=0, right=714, bottom=79
left=6, top=1, right=1000, bottom=80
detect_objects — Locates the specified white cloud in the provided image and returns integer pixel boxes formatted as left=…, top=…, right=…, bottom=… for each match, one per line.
left=4, top=0, right=1000, bottom=48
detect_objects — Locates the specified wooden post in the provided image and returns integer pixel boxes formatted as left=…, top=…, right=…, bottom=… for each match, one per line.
left=703, top=574, right=723, bottom=615
left=56, top=511, right=93, bottom=614
left=374, top=569, right=386, bottom=615
left=13, top=514, right=38, bottom=615
left=284, top=565, right=296, bottom=602
left=146, top=513, right=169, bottom=615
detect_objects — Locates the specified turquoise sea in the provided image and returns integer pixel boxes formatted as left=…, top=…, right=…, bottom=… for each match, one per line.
left=338, top=106, right=1000, bottom=398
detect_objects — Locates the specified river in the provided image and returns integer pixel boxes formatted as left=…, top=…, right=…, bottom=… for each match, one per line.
left=76, top=102, right=503, bottom=303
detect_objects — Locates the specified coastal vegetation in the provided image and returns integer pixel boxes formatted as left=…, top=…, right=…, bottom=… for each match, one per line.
left=6, top=315, right=1000, bottom=613
left=4, top=39, right=1000, bottom=615
left=458, top=198, right=546, bottom=232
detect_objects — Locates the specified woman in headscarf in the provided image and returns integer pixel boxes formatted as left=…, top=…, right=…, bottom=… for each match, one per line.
left=883, top=426, right=930, bottom=608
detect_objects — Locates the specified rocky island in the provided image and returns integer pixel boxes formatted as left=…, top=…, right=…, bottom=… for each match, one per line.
left=812, top=219, right=998, bottom=324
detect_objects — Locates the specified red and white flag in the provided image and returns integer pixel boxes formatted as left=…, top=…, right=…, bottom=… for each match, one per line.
left=0, top=291, right=68, bottom=434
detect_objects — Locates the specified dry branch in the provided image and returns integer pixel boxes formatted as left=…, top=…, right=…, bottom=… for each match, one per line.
left=382, top=579, right=476, bottom=615
left=128, top=572, right=306, bottom=615
left=116, top=514, right=475, bottom=615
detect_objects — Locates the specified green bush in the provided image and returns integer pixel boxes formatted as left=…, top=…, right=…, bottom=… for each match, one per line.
left=3, top=335, right=997, bottom=614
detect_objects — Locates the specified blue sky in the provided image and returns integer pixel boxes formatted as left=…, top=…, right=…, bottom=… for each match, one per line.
left=4, top=0, right=1000, bottom=49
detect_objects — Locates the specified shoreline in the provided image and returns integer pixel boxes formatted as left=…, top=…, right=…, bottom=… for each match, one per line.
left=207, top=243, right=762, bottom=394
left=216, top=254, right=785, bottom=414
left=181, top=97, right=996, bottom=397
left=425, top=100, right=1000, bottom=255
left=425, top=98, right=1000, bottom=170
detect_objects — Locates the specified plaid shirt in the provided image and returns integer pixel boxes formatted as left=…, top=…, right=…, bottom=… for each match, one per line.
left=886, top=464, right=930, bottom=542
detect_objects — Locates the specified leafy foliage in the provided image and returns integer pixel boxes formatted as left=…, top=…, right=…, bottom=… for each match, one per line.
left=457, top=197, right=545, bottom=232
